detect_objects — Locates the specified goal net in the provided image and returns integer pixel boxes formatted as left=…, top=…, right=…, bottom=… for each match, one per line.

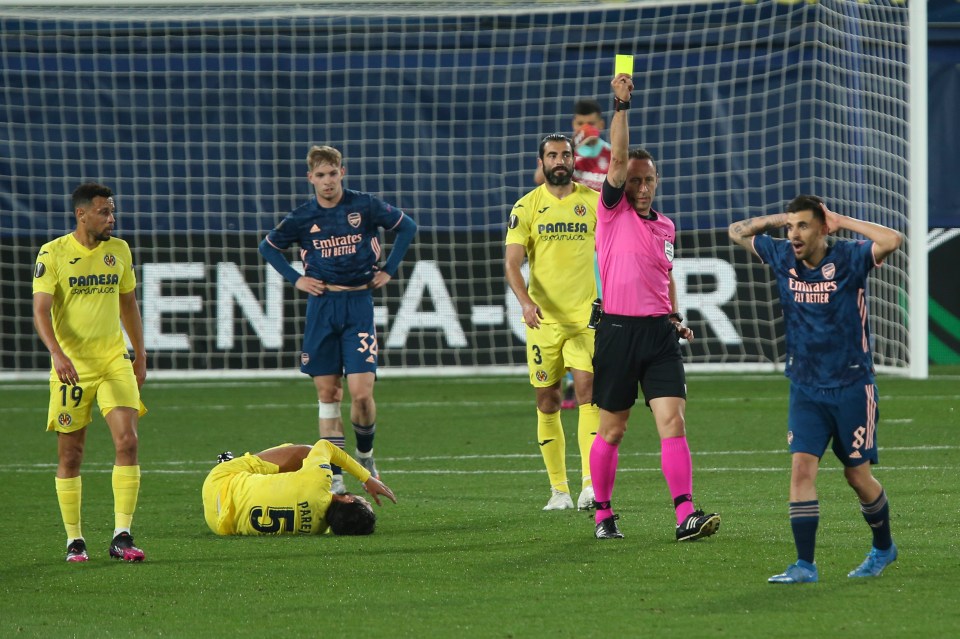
left=0, top=0, right=922, bottom=379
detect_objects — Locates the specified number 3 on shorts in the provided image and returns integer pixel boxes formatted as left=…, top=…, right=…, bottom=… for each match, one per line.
left=530, top=344, right=542, bottom=365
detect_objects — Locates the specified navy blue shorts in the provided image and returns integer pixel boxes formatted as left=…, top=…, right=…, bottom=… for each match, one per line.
left=592, top=314, right=686, bottom=412
left=787, top=379, right=879, bottom=467
left=300, top=290, right=378, bottom=377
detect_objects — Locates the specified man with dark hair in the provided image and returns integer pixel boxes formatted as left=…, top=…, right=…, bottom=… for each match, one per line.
left=729, top=195, right=903, bottom=583
left=588, top=73, right=720, bottom=541
left=507, top=133, right=600, bottom=512
left=33, top=182, right=148, bottom=562
left=325, top=492, right=377, bottom=536
left=202, top=440, right=396, bottom=537
left=533, top=100, right=610, bottom=411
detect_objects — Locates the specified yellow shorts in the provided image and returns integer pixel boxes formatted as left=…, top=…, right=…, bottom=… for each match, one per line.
left=201, top=453, right=281, bottom=535
left=525, top=322, right=595, bottom=388
left=46, top=352, right=147, bottom=433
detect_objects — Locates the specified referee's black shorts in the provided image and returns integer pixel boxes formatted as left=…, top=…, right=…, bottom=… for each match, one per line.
left=592, top=314, right=687, bottom=412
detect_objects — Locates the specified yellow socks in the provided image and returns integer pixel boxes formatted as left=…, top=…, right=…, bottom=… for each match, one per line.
left=578, top=402, right=599, bottom=487
left=55, top=475, right=83, bottom=542
left=537, top=409, right=568, bottom=491
left=112, top=465, right=141, bottom=532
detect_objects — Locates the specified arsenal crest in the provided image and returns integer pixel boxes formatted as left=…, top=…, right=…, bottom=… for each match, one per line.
left=347, top=212, right=362, bottom=228
left=821, top=263, right=836, bottom=280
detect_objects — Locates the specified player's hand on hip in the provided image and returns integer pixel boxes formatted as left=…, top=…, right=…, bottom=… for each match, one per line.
left=295, top=276, right=327, bottom=296
left=52, top=351, right=79, bottom=386
left=675, top=323, right=694, bottom=343
left=368, top=271, right=392, bottom=290
left=363, top=476, right=397, bottom=506
left=611, top=73, right=634, bottom=101
left=522, top=303, right=544, bottom=329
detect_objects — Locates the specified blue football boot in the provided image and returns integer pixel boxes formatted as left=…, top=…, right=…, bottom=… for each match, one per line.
left=848, top=544, right=898, bottom=578
left=768, top=560, right=819, bottom=584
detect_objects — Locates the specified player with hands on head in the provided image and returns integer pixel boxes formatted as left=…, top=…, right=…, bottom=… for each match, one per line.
left=259, top=145, right=417, bottom=495
left=203, top=440, right=396, bottom=537
left=506, top=133, right=601, bottom=512
left=729, top=196, right=903, bottom=584
left=588, top=70, right=719, bottom=541
left=32, top=182, right=148, bottom=563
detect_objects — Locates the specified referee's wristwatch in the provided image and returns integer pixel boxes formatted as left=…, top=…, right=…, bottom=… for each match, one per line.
left=668, top=312, right=683, bottom=323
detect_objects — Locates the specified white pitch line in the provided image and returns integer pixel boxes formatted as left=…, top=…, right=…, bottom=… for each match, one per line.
left=5, top=373, right=958, bottom=392
left=0, top=377, right=529, bottom=392
left=1, top=444, right=954, bottom=471
left=1, top=394, right=956, bottom=415
left=1, top=445, right=956, bottom=475
left=0, top=465, right=955, bottom=476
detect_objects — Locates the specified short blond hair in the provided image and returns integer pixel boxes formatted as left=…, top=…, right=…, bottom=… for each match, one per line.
left=306, top=145, right=342, bottom=171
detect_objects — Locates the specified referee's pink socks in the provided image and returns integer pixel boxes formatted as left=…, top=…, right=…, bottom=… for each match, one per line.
left=661, top=435, right=695, bottom=524
left=590, top=434, right=619, bottom=523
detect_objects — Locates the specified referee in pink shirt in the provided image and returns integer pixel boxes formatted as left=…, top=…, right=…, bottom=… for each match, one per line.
left=590, top=72, right=721, bottom=541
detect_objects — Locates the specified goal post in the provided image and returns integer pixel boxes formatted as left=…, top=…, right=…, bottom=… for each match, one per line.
left=0, top=0, right=925, bottom=379
left=908, top=0, right=929, bottom=380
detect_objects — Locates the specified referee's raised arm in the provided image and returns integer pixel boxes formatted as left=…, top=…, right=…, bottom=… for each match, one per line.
left=605, top=73, right=633, bottom=190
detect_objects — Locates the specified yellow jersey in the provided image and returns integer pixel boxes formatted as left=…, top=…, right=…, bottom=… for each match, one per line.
left=505, top=183, right=598, bottom=323
left=32, top=233, right=137, bottom=361
left=206, top=441, right=371, bottom=536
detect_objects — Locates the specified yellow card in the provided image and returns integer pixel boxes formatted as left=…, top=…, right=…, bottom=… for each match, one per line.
left=615, top=54, right=634, bottom=77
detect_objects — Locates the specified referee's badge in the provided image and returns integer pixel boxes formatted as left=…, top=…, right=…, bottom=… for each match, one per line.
left=664, top=240, right=675, bottom=262
left=508, top=214, right=519, bottom=229
left=34, top=262, right=45, bottom=278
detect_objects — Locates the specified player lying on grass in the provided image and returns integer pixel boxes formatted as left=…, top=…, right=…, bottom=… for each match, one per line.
left=202, top=440, right=396, bottom=536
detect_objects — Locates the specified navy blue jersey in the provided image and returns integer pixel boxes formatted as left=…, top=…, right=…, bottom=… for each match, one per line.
left=754, top=234, right=878, bottom=388
left=265, top=189, right=405, bottom=287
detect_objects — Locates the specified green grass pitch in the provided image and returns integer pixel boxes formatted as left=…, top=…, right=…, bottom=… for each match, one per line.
left=1, top=369, right=958, bottom=638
